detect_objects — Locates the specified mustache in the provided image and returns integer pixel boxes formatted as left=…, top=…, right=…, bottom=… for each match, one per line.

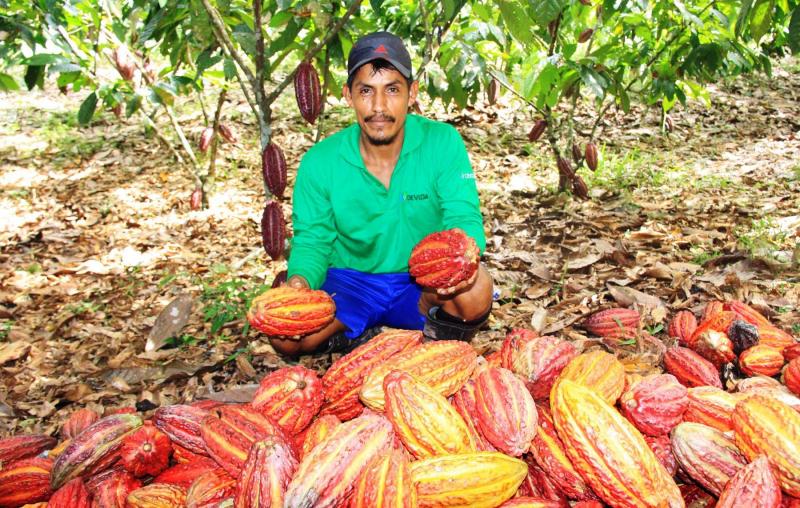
left=365, top=114, right=395, bottom=122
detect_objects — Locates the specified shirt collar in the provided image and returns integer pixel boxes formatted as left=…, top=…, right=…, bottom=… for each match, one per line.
left=340, top=114, right=423, bottom=167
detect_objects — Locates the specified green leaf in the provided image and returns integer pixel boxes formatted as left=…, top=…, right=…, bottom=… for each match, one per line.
left=78, top=92, right=98, bottom=125
left=750, top=0, right=774, bottom=41
left=496, top=0, right=534, bottom=44
left=580, top=66, right=606, bottom=98
left=268, top=17, right=301, bottom=54
left=49, top=63, right=83, bottom=74
left=369, top=0, right=384, bottom=13
left=0, top=73, right=19, bottom=92
left=736, top=0, right=755, bottom=38
left=24, top=53, right=61, bottom=65
left=24, top=65, right=45, bottom=90
left=223, top=58, right=236, bottom=80
left=526, top=0, right=564, bottom=26
left=269, top=10, right=292, bottom=27
left=788, top=7, right=800, bottom=53
left=126, top=94, right=142, bottom=118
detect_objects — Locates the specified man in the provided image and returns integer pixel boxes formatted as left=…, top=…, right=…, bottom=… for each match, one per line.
left=270, top=32, right=493, bottom=357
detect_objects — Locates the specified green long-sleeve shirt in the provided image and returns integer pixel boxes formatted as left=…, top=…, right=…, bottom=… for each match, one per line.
left=287, top=114, right=485, bottom=289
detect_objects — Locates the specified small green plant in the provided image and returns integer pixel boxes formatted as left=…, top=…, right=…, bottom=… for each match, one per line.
left=736, top=217, right=790, bottom=261
left=690, top=247, right=723, bottom=265
left=67, top=300, right=101, bottom=315
left=793, top=323, right=800, bottom=336
left=0, top=320, right=11, bottom=341
left=646, top=323, right=664, bottom=336
left=165, top=333, right=200, bottom=347
left=200, top=277, right=269, bottom=336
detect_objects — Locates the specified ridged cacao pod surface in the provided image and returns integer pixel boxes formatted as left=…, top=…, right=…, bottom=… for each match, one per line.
left=234, top=435, right=297, bottom=508
left=583, top=308, right=640, bottom=336
left=247, top=286, right=335, bottom=338
left=409, top=229, right=480, bottom=290
left=474, top=367, right=537, bottom=456
left=185, top=468, right=236, bottom=508
left=61, top=409, right=100, bottom=440
left=0, top=434, right=57, bottom=464
left=716, top=454, right=782, bottom=508
left=0, top=457, right=53, bottom=507
left=260, top=200, right=286, bottom=260
left=619, top=373, right=688, bottom=436
left=251, top=365, right=323, bottom=434
left=198, top=127, right=214, bottom=152
left=152, top=404, right=210, bottom=455
left=670, top=421, right=748, bottom=495
left=572, top=176, right=589, bottom=200
left=644, top=434, right=678, bottom=477
left=90, top=471, right=141, bottom=508
left=739, top=345, right=784, bottom=377
left=48, top=478, right=91, bottom=508
left=261, top=143, right=287, bottom=198
left=294, top=61, right=322, bottom=124
left=584, top=143, right=598, bottom=171
left=500, top=328, right=540, bottom=370
left=663, top=346, right=722, bottom=388
left=125, top=483, right=187, bottom=507
left=556, top=157, right=574, bottom=179
left=510, top=335, right=578, bottom=400
left=785, top=357, right=800, bottom=396
left=684, top=386, right=741, bottom=433
left=299, top=414, right=340, bottom=459
left=218, top=124, right=237, bottom=144
left=119, top=423, right=172, bottom=478
left=153, top=459, right=222, bottom=489
left=553, top=350, right=625, bottom=404
left=724, top=300, right=772, bottom=327
left=450, top=379, right=497, bottom=452
left=350, top=448, right=416, bottom=508
left=669, top=310, right=698, bottom=346
left=528, top=120, right=547, bottom=142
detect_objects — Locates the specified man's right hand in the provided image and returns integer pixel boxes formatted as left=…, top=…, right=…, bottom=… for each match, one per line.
left=286, top=274, right=310, bottom=289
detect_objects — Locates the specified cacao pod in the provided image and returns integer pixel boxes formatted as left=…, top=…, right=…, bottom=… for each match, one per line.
left=572, top=175, right=589, bottom=200
left=350, top=448, right=416, bottom=508
left=733, top=395, right=800, bottom=496
left=724, top=300, right=772, bottom=327
left=487, top=78, right=499, bottom=106
left=284, top=413, right=395, bottom=508
left=299, top=414, right=340, bottom=460
left=199, top=127, right=214, bottom=153
left=729, top=320, right=760, bottom=354
left=408, top=228, right=480, bottom=290
left=738, top=378, right=800, bottom=412
left=185, top=468, right=236, bottom=508
left=62, top=409, right=100, bottom=440
left=51, top=413, right=142, bottom=490
left=500, top=328, right=539, bottom=370
left=384, top=370, right=476, bottom=459
left=152, top=404, right=210, bottom=455
left=684, top=386, right=742, bottom=433
left=644, top=434, right=678, bottom=477
left=528, top=120, right=547, bottom=142
left=577, top=28, right=593, bottom=43
left=261, top=143, right=287, bottom=198
left=251, top=365, right=323, bottom=434
left=153, top=459, right=222, bottom=489
left=112, top=46, right=135, bottom=81
left=619, top=373, right=688, bottom=436
left=510, top=335, right=578, bottom=400
left=247, top=286, right=335, bottom=338
left=499, top=499, right=566, bottom=507
left=234, top=435, right=297, bottom=508
left=271, top=270, right=288, bottom=289
left=553, top=350, right=626, bottom=404
left=218, top=124, right=237, bottom=144
left=663, top=346, right=722, bottom=388
left=757, top=324, right=796, bottom=352
left=785, top=357, right=800, bottom=396
left=451, top=378, right=496, bottom=452
left=694, top=329, right=736, bottom=368
left=0, top=434, right=57, bottom=465
left=89, top=471, right=141, bottom=508
left=125, top=484, right=187, bottom=507
left=294, top=61, right=322, bottom=125
left=703, top=300, right=724, bottom=320
left=190, top=188, right=203, bottom=210
left=411, top=452, right=528, bottom=508
left=260, top=200, right=286, bottom=260
left=48, top=478, right=91, bottom=508
left=668, top=310, right=697, bottom=346
left=671, top=422, right=747, bottom=495
left=582, top=308, right=640, bottom=337
left=322, top=329, right=422, bottom=421
left=474, top=367, right=537, bottom=456
left=571, top=143, right=582, bottom=164
left=689, top=311, right=737, bottom=348
left=556, top=157, right=574, bottom=179
left=784, top=343, right=800, bottom=362
left=518, top=460, right=569, bottom=504
left=0, top=457, right=53, bottom=507
left=740, top=345, right=784, bottom=377
left=680, top=484, right=717, bottom=507
left=360, top=340, right=476, bottom=412
left=119, top=423, right=172, bottom=478
left=584, top=143, right=598, bottom=171
left=717, top=454, right=782, bottom=508
left=551, top=380, right=683, bottom=508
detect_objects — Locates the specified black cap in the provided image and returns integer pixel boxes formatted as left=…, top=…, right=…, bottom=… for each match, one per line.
left=347, top=31, right=412, bottom=81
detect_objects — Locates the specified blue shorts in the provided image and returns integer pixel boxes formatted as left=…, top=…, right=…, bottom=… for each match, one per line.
left=320, top=268, right=426, bottom=339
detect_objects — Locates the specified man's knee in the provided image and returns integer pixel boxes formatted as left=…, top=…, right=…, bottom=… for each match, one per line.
left=269, top=337, right=302, bottom=357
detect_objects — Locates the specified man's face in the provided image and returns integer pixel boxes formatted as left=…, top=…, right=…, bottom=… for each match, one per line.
left=343, top=63, right=418, bottom=146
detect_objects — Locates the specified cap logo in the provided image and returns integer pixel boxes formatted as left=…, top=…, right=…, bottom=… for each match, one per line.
left=374, top=44, right=388, bottom=54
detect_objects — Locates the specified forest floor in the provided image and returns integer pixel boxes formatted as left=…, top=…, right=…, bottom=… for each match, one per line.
left=1, top=58, right=799, bottom=435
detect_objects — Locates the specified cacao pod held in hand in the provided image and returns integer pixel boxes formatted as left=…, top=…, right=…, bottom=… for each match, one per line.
left=409, top=228, right=480, bottom=290
left=247, top=286, right=335, bottom=338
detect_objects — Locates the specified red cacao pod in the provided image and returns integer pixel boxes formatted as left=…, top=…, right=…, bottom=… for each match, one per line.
left=572, top=175, right=589, bottom=200
left=556, top=157, right=574, bottom=179
left=261, top=143, right=287, bottom=198
left=125, top=483, right=187, bottom=507
left=670, top=422, right=748, bottom=495
left=0, top=434, right=57, bottom=464
left=185, top=468, right=235, bottom=508
left=119, top=423, right=172, bottom=478
left=689, top=311, right=737, bottom=349
left=668, top=310, right=697, bottom=346
left=190, top=188, right=203, bottom=210
left=260, top=200, right=285, bottom=260
left=703, top=300, right=724, bottom=320
left=500, top=328, right=540, bottom=370
left=619, top=373, right=688, bottom=436
left=717, top=454, right=782, bottom=508
left=510, top=336, right=578, bottom=400
left=785, top=357, right=800, bottom=396
left=528, top=120, right=547, bottom=142
left=247, top=286, right=335, bottom=338
left=784, top=343, right=800, bottom=362
left=61, top=408, right=100, bottom=440
left=451, top=379, right=497, bottom=452
left=584, top=143, right=598, bottom=171
left=740, top=345, right=784, bottom=377
left=294, top=61, right=322, bottom=125
left=351, top=448, right=416, bottom=508
left=90, top=471, right=141, bottom=508
left=474, top=367, right=538, bottom=456
left=684, top=386, right=742, bottom=433
left=408, top=228, right=480, bottom=290
left=0, top=457, right=53, bottom=507
left=198, top=127, right=214, bottom=153
left=48, top=477, right=91, bottom=508
left=644, top=434, right=678, bottom=477
left=583, top=308, right=640, bottom=337
left=724, top=300, right=772, bottom=327
left=571, top=143, right=583, bottom=164
left=663, top=346, right=722, bottom=388
left=153, top=459, right=222, bottom=489
left=251, top=365, right=323, bottom=435
left=152, top=404, right=210, bottom=455
left=218, top=123, right=237, bottom=144
left=517, top=460, right=569, bottom=504
left=234, top=435, right=297, bottom=508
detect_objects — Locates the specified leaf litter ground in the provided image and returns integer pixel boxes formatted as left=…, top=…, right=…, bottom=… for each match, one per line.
left=0, top=60, right=798, bottom=435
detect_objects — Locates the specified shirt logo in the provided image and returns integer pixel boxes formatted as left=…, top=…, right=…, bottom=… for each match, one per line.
left=374, top=44, right=388, bottom=54
left=461, top=172, right=476, bottom=180
left=402, top=192, right=429, bottom=202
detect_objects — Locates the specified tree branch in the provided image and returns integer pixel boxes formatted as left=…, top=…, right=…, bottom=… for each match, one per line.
left=199, top=0, right=257, bottom=89
left=206, top=89, right=227, bottom=190
left=315, top=44, right=332, bottom=143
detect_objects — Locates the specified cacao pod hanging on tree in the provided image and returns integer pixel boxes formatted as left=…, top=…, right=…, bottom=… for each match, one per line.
left=578, top=29, right=594, bottom=43
left=585, top=143, right=598, bottom=170
left=218, top=124, right=237, bottom=144
left=262, top=143, right=287, bottom=199
left=572, top=143, right=583, bottom=164
left=294, top=61, right=322, bottom=125
left=572, top=175, right=589, bottom=200
left=557, top=157, right=575, bottom=179
left=261, top=200, right=286, bottom=260
left=190, top=188, right=203, bottom=211
left=487, top=78, right=499, bottom=105
left=199, top=127, right=214, bottom=153
left=527, top=120, right=547, bottom=142
left=112, top=45, right=136, bottom=81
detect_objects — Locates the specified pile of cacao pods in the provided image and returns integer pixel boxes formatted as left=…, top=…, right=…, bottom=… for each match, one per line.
left=1, top=299, right=799, bottom=507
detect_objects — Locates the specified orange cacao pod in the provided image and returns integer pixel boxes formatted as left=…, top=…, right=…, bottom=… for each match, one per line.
left=0, top=434, right=57, bottom=464
left=234, top=435, right=297, bottom=508
left=733, top=395, right=800, bottom=496
left=351, top=448, right=416, bottom=508
left=582, top=308, right=640, bottom=337
left=572, top=175, right=589, bottom=200
left=553, top=350, right=625, bottom=404
left=784, top=343, right=800, bottom=362
left=321, top=329, right=422, bottom=421
left=528, top=120, right=547, bottom=142
left=51, top=413, right=142, bottom=490
left=251, top=365, right=323, bottom=434
left=89, top=471, right=141, bottom=508
left=717, top=454, right=782, bottom=508
left=785, top=357, right=800, bottom=396
left=644, top=434, right=678, bottom=477
left=49, top=478, right=91, bottom=508
left=294, top=61, right=321, bottom=125
left=663, top=346, right=722, bottom=388
left=740, top=345, right=784, bottom=377
left=529, top=405, right=597, bottom=500
left=584, top=143, right=598, bottom=171
left=61, top=408, right=100, bottom=440
left=384, top=370, right=476, bottom=459
left=619, top=373, right=688, bottom=436
left=411, top=452, right=527, bottom=508
left=684, top=386, right=742, bottom=433
left=185, top=468, right=235, bottom=508
left=703, top=300, right=724, bottom=320
left=724, top=300, right=772, bottom=327
left=125, top=483, right=187, bottom=507
left=671, top=422, right=748, bottom=495
left=451, top=379, right=496, bottom=452
left=153, top=459, right=222, bottom=489
left=694, top=329, right=736, bottom=368
left=408, top=228, right=480, bottom=290
left=551, top=380, right=683, bottom=508
left=689, top=311, right=736, bottom=348
left=299, top=414, right=340, bottom=459
left=119, top=423, right=172, bottom=478
left=500, top=499, right=566, bottom=507
left=757, top=324, right=796, bottom=352
left=668, top=310, right=697, bottom=346
left=247, top=286, right=335, bottom=338
left=474, top=367, right=537, bottom=456
left=738, top=379, right=800, bottom=412
left=152, top=404, right=210, bottom=455
left=500, top=328, right=540, bottom=370
left=0, top=457, right=53, bottom=507
left=261, top=143, right=287, bottom=198
left=360, top=340, right=477, bottom=411
left=284, top=413, right=395, bottom=508
left=198, top=127, right=214, bottom=152
left=172, top=443, right=206, bottom=464
left=573, top=503, right=604, bottom=508
left=260, top=200, right=286, bottom=260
